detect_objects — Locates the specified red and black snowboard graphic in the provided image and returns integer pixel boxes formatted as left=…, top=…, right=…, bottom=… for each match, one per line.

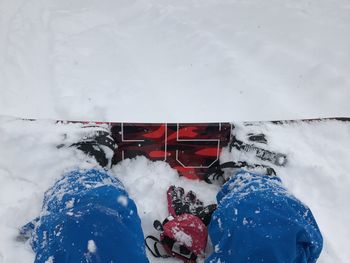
left=110, top=123, right=232, bottom=180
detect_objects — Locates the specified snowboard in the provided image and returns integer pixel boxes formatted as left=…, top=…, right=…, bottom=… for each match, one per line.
left=4, top=116, right=350, bottom=180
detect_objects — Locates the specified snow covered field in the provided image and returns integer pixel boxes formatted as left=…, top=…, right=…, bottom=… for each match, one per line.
left=0, top=0, right=349, bottom=121
left=0, top=0, right=349, bottom=262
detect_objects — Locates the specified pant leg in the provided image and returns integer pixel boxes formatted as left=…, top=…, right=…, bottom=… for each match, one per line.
left=206, top=170, right=323, bottom=263
left=31, top=169, right=149, bottom=263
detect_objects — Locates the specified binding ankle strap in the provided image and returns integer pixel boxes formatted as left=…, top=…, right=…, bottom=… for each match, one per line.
left=145, top=235, right=170, bottom=258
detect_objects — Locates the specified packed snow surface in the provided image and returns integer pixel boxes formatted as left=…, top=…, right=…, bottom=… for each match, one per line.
left=0, top=0, right=350, bottom=262
left=0, top=0, right=349, bottom=121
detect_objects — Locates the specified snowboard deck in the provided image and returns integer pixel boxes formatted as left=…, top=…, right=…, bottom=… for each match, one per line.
left=3, top=116, right=350, bottom=180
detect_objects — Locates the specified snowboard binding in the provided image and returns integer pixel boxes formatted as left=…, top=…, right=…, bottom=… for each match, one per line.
left=58, top=124, right=117, bottom=168
left=230, top=136, right=287, bottom=167
left=204, top=161, right=277, bottom=185
left=203, top=129, right=288, bottom=185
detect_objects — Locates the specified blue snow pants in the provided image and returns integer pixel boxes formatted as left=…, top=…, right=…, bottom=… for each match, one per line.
left=206, top=170, right=323, bottom=263
left=29, top=169, right=148, bottom=263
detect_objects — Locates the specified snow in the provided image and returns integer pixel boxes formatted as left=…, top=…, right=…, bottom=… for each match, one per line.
left=117, top=195, right=128, bottom=207
left=87, top=240, right=97, bottom=254
left=172, top=227, right=193, bottom=247
left=114, top=154, right=218, bottom=263
left=0, top=0, right=349, bottom=262
left=0, top=0, right=349, bottom=122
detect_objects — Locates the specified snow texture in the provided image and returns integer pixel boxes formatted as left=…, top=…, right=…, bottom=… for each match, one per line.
left=0, top=0, right=350, bottom=262
left=0, top=0, right=349, bottom=122
left=87, top=240, right=97, bottom=254
left=172, top=227, right=193, bottom=247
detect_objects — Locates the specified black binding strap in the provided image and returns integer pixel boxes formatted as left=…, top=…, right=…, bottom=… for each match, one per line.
left=205, top=161, right=276, bottom=183
left=219, top=161, right=276, bottom=176
left=230, top=137, right=287, bottom=166
left=147, top=219, right=197, bottom=261
left=144, top=235, right=170, bottom=258
left=162, top=236, right=197, bottom=261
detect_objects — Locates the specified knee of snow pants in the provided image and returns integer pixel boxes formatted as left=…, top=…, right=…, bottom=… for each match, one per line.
left=206, top=170, right=323, bottom=263
left=31, top=169, right=149, bottom=263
